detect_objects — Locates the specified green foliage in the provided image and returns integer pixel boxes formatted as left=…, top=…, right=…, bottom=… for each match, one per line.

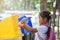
left=0, top=0, right=53, bottom=11
left=36, top=0, right=40, bottom=4
left=47, top=2, right=53, bottom=11
left=35, top=0, right=53, bottom=11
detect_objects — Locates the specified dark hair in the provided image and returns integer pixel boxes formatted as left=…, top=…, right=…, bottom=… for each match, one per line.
left=39, top=10, right=51, bottom=21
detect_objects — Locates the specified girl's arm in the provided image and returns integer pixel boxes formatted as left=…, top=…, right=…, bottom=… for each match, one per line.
left=18, top=20, right=38, bottom=33
left=24, top=24, right=37, bottom=33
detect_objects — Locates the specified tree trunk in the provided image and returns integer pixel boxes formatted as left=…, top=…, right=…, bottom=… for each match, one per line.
left=56, top=0, right=60, bottom=39
left=24, top=0, right=30, bottom=10
left=56, top=0, right=60, bottom=16
left=40, top=0, right=47, bottom=11
left=0, top=0, right=5, bottom=12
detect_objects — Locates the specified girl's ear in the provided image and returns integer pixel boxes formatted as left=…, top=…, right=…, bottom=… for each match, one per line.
left=44, top=18, right=48, bottom=22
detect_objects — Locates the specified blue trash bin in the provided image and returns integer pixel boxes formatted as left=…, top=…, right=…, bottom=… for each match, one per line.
left=18, top=15, right=32, bottom=36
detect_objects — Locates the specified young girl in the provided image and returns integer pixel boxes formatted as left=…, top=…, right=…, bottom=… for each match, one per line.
left=19, top=10, right=56, bottom=40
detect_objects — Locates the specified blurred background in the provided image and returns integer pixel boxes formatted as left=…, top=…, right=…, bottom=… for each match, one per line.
left=0, top=0, right=60, bottom=40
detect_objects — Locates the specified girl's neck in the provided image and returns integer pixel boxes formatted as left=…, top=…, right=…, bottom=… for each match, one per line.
left=40, top=22, right=49, bottom=25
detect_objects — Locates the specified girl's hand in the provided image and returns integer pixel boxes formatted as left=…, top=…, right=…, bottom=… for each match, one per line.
left=18, top=20, right=27, bottom=28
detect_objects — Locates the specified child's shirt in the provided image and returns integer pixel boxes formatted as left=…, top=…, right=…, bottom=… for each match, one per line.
left=35, top=25, right=48, bottom=40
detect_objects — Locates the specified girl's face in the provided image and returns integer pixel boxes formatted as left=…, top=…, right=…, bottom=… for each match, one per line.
left=39, top=15, right=47, bottom=25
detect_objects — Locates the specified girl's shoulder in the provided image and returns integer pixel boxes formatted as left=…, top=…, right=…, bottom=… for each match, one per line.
left=40, top=25, right=48, bottom=28
left=37, top=25, right=48, bottom=33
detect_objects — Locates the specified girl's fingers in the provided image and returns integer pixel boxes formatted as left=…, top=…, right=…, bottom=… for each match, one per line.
left=18, top=22, right=24, bottom=27
left=21, top=20, right=26, bottom=24
left=18, top=22, right=21, bottom=27
left=18, top=20, right=27, bottom=27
